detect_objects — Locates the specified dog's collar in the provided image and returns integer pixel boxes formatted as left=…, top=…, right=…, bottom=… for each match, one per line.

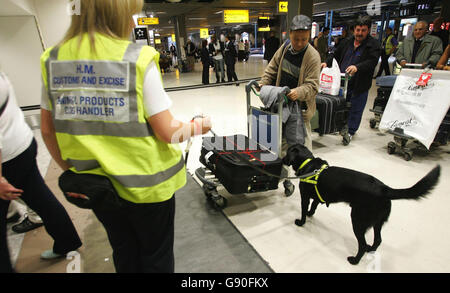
left=299, top=161, right=328, bottom=204
left=298, top=158, right=313, bottom=171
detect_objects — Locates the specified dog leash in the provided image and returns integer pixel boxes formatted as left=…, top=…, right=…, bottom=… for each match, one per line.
left=207, top=128, right=320, bottom=181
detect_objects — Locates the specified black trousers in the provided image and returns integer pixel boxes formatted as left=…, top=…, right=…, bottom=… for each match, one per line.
left=93, top=195, right=175, bottom=273
left=0, top=139, right=82, bottom=273
left=226, top=62, right=238, bottom=82
left=202, top=63, right=209, bottom=85
left=376, top=52, right=391, bottom=77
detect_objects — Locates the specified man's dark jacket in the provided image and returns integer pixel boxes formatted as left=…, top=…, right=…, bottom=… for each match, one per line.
left=224, top=41, right=237, bottom=65
left=264, top=36, right=280, bottom=61
left=326, top=35, right=380, bottom=95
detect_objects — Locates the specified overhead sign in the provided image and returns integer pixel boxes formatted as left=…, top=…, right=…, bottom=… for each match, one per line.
left=171, top=34, right=176, bottom=42
left=258, top=27, right=271, bottom=32
left=278, top=1, right=288, bottom=13
left=224, top=10, right=249, bottom=24
left=155, top=39, right=161, bottom=44
left=137, top=17, right=159, bottom=25
left=200, top=28, right=209, bottom=39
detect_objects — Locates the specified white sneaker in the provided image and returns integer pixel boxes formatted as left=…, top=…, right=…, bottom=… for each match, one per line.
left=40, top=249, right=65, bottom=260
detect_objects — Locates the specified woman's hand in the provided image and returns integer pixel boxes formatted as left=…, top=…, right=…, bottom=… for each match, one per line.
left=0, top=177, right=23, bottom=201
left=192, top=116, right=212, bottom=135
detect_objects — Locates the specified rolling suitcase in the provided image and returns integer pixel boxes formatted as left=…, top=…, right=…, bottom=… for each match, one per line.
left=315, top=93, right=347, bottom=135
left=199, top=134, right=282, bottom=194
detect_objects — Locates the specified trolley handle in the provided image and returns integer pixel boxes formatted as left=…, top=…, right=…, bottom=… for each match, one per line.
left=245, top=80, right=261, bottom=95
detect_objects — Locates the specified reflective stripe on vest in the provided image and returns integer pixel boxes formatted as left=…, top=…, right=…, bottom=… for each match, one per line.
left=67, top=156, right=184, bottom=188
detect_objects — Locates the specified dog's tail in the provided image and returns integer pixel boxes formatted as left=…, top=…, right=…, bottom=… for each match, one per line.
left=385, top=165, right=440, bottom=200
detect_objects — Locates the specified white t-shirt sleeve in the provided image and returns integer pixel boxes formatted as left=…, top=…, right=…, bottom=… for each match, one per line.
left=143, top=61, right=172, bottom=117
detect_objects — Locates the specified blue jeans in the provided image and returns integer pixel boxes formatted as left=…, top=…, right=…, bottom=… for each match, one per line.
left=213, top=59, right=225, bottom=82
left=347, top=90, right=369, bottom=135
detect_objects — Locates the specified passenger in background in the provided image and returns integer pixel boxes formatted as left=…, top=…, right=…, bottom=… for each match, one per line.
left=224, top=35, right=239, bottom=86
left=313, top=31, right=322, bottom=49
left=436, top=44, right=450, bottom=71
left=184, top=39, right=196, bottom=72
left=375, top=27, right=398, bottom=77
left=334, top=27, right=348, bottom=47
left=238, top=39, right=245, bottom=62
left=209, top=34, right=226, bottom=83
left=264, top=31, right=280, bottom=62
left=430, top=17, right=449, bottom=50
left=395, top=21, right=443, bottom=68
left=317, top=27, right=330, bottom=62
left=200, top=39, right=210, bottom=85
left=322, top=15, right=380, bottom=145
left=1, top=71, right=82, bottom=273
left=244, top=40, right=250, bottom=61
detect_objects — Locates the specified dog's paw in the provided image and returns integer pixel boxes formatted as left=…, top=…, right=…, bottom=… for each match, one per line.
left=295, top=219, right=305, bottom=226
left=347, top=256, right=360, bottom=265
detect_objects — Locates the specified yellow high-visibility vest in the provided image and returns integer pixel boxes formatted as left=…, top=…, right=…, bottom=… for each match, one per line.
left=384, top=34, right=395, bottom=55
left=40, top=33, right=186, bottom=203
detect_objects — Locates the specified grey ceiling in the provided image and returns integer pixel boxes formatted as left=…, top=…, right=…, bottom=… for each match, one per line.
left=141, top=0, right=422, bottom=36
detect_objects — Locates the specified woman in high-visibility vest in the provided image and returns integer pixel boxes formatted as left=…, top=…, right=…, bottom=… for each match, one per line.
left=40, top=0, right=211, bottom=273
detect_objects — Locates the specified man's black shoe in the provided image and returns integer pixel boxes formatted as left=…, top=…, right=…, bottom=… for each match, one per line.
left=12, top=217, right=44, bottom=234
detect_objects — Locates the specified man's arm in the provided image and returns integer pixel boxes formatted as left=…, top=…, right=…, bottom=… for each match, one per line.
left=259, top=45, right=283, bottom=86
left=395, top=41, right=407, bottom=65
left=429, top=37, right=444, bottom=66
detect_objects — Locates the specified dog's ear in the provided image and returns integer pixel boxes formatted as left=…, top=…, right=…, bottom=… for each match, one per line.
left=282, top=144, right=299, bottom=166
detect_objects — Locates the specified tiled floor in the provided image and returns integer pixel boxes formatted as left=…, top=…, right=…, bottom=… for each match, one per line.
left=14, top=54, right=450, bottom=273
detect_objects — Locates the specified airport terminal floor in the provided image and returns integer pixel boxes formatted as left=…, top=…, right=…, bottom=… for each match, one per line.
left=7, top=55, right=450, bottom=273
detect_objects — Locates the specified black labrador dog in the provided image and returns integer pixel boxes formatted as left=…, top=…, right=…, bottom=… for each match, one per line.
left=283, top=144, right=441, bottom=265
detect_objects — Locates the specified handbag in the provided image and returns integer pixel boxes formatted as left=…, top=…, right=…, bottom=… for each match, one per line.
left=58, top=170, right=124, bottom=211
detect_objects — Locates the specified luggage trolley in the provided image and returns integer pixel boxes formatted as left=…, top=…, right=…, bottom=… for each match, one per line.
left=194, top=80, right=288, bottom=209
left=369, top=75, right=397, bottom=129
left=314, top=73, right=352, bottom=145
left=383, top=65, right=450, bottom=161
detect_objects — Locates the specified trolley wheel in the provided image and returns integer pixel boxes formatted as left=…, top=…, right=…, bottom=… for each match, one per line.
left=213, top=196, right=228, bottom=209
left=387, top=142, right=396, bottom=155
left=370, top=119, right=377, bottom=129
left=403, top=151, right=413, bottom=161
left=202, top=184, right=216, bottom=199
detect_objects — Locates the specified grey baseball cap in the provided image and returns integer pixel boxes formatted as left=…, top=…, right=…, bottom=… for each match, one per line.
left=290, top=15, right=312, bottom=31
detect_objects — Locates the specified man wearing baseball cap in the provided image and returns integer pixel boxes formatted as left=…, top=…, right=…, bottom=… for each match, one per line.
left=259, top=15, right=321, bottom=196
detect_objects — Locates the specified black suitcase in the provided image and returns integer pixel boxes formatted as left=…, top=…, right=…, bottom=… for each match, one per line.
left=200, top=134, right=282, bottom=194
left=315, top=93, right=348, bottom=135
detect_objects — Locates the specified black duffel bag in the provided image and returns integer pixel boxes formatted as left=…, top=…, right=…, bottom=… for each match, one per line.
left=58, top=170, right=124, bottom=211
